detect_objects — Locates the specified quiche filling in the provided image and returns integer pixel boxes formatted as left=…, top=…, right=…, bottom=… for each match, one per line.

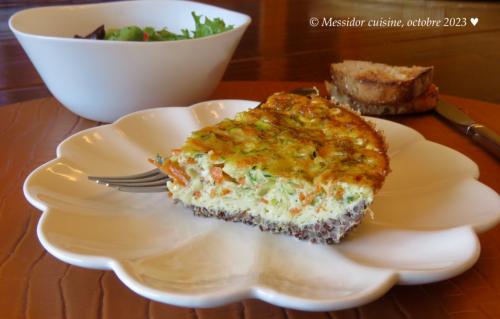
left=155, top=92, right=389, bottom=239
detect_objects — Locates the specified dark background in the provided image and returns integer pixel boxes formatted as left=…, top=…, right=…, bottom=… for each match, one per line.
left=1, top=0, right=500, bottom=106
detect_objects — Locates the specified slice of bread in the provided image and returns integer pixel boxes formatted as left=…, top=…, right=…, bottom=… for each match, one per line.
left=330, top=60, right=434, bottom=105
left=326, top=81, right=439, bottom=115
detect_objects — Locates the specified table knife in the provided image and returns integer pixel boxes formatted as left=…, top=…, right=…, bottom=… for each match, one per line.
left=436, top=100, right=500, bottom=159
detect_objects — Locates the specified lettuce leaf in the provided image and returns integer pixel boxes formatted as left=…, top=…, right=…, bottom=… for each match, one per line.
left=104, top=11, right=233, bottom=42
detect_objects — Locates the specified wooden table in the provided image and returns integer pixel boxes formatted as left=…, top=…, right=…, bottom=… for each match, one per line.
left=1, top=0, right=500, bottom=105
left=0, top=81, right=499, bottom=319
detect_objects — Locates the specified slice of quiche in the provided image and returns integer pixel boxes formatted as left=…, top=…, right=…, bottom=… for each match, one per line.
left=154, top=92, right=389, bottom=244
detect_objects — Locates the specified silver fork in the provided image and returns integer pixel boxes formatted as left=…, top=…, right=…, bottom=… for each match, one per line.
left=88, top=87, right=319, bottom=192
left=88, top=168, right=169, bottom=192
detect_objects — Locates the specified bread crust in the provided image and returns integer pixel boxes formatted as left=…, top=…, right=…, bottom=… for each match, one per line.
left=326, top=81, right=439, bottom=115
left=330, top=60, right=434, bottom=104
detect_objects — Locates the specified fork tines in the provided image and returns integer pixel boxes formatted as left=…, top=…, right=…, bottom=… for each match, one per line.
left=88, top=168, right=170, bottom=192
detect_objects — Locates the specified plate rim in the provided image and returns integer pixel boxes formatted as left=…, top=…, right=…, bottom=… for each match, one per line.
left=23, top=99, right=500, bottom=311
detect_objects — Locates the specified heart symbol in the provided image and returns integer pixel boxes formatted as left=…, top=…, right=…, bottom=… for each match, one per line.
left=470, top=18, right=478, bottom=26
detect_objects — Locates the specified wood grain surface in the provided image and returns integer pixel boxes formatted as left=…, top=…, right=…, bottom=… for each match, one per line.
left=1, top=0, right=500, bottom=105
left=0, top=81, right=499, bottom=319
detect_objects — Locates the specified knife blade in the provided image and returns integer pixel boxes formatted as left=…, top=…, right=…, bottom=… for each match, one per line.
left=436, top=100, right=500, bottom=159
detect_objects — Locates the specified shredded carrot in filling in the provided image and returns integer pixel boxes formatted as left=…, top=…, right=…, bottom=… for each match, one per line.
left=210, top=166, right=224, bottom=184
left=163, top=160, right=190, bottom=186
left=300, top=192, right=316, bottom=205
left=315, top=184, right=322, bottom=193
left=171, top=148, right=182, bottom=156
left=335, top=188, right=345, bottom=200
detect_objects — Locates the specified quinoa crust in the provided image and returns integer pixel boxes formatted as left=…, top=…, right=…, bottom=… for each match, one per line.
left=180, top=200, right=368, bottom=244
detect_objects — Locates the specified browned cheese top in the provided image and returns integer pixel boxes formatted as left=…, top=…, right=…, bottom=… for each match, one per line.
left=181, top=92, right=390, bottom=191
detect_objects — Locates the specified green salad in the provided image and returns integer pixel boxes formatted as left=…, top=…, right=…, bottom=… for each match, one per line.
left=74, top=12, right=234, bottom=41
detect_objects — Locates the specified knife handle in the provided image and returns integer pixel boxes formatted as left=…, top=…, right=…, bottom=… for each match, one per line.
left=468, top=124, right=500, bottom=160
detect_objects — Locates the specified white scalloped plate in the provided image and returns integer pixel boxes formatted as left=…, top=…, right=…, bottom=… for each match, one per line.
left=24, top=100, right=500, bottom=311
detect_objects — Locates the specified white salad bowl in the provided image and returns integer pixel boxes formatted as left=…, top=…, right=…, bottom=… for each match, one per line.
left=9, top=0, right=251, bottom=122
